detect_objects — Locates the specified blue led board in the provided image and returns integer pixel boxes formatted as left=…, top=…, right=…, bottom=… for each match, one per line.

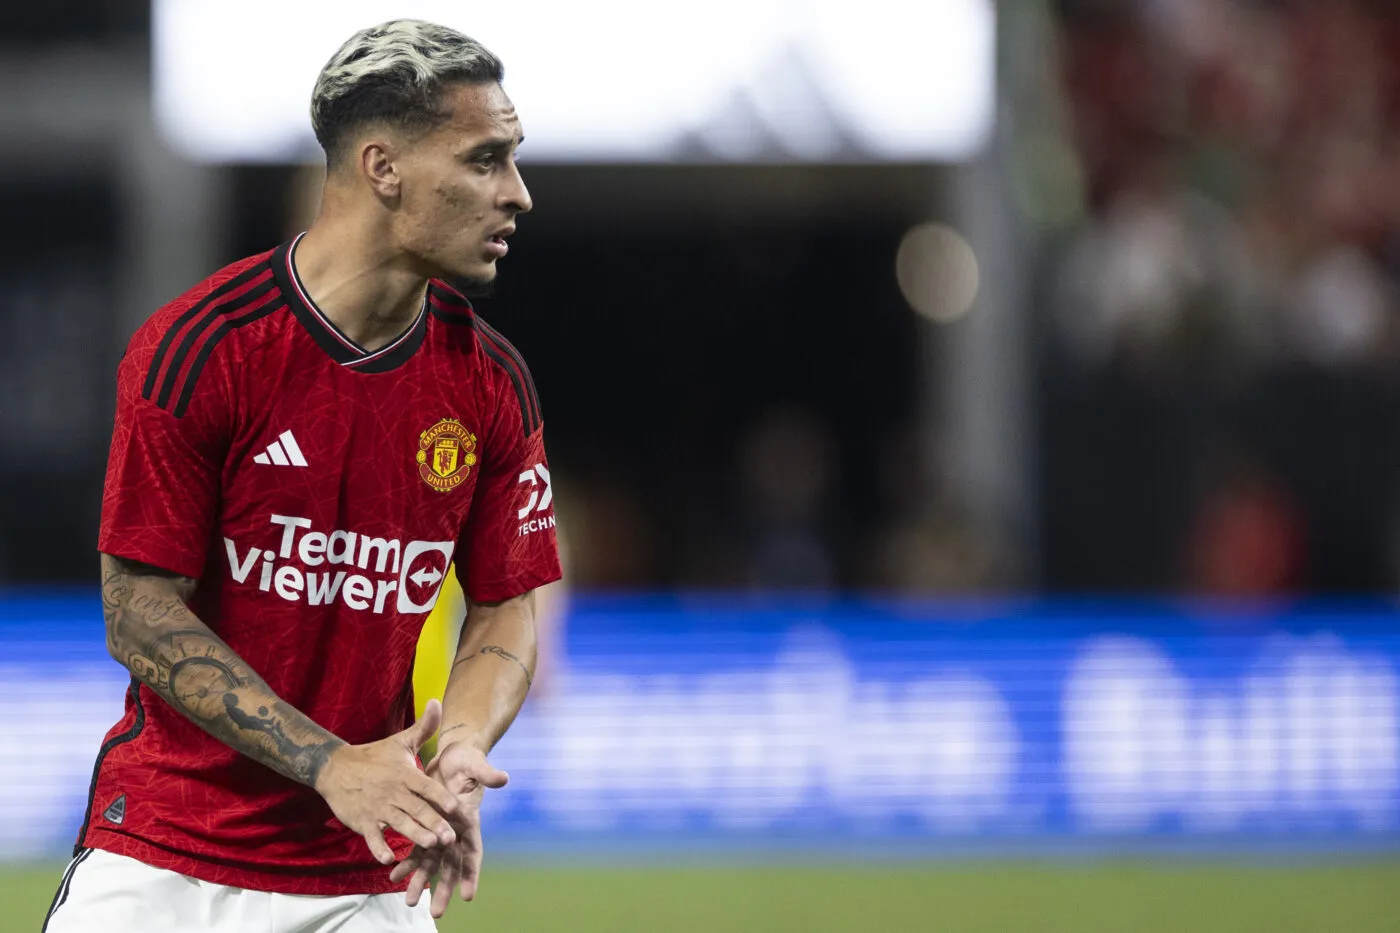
left=1, top=593, right=1396, bottom=857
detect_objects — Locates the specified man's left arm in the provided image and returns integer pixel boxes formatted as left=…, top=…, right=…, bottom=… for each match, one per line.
left=439, top=590, right=538, bottom=757
left=391, top=590, right=538, bottom=917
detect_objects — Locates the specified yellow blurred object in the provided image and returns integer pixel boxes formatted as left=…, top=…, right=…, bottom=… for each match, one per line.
left=413, top=566, right=465, bottom=758
left=411, top=561, right=569, bottom=761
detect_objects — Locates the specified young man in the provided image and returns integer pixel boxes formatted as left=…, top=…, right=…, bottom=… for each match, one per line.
left=44, top=20, right=559, bottom=932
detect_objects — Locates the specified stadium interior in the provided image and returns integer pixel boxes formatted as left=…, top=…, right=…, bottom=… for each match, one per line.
left=2, top=1, right=1398, bottom=929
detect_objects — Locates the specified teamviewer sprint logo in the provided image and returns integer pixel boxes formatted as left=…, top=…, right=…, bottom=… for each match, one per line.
left=517, top=463, right=556, bottom=536
left=223, top=515, right=453, bottom=614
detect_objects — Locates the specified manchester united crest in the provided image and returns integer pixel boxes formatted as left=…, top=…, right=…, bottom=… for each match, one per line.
left=417, top=419, right=478, bottom=493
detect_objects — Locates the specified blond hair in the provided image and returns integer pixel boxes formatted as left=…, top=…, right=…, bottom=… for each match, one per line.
left=310, top=19, right=503, bottom=163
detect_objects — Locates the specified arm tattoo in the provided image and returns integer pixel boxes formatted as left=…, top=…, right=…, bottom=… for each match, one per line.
left=452, top=644, right=534, bottom=688
left=101, top=554, right=343, bottom=786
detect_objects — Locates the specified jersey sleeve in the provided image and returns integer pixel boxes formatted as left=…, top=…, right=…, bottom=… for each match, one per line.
left=98, top=343, right=230, bottom=579
left=456, top=379, right=562, bottom=604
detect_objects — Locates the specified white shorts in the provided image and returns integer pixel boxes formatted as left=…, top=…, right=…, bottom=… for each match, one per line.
left=42, top=848, right=436, bottom=932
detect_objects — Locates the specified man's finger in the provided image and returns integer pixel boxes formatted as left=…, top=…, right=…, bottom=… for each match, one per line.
left=362, top=825, right=395, bottom=866
left=398, top=698, right=442, bottom=753
left=433, top=747, right=510, bottom=790
left=462, top=850, right=482, bottom=899
left=389, top=852, right=422, bottom=884
left=386, top=809, right=448, bottom=850
left=398, top=792, right=456, bottom=846
left=389, top=851, right=414, bottom=879
left=406, top=864, right=433, bottom=907
left=431, top=852, right=462, bottom=918
left=409, top=771, right=461, bottom=816
left=459, top=822, right=484, bottom=902
left=461, top=850, right=483, bottom=903
left=472, top=762, right=510, bottom=789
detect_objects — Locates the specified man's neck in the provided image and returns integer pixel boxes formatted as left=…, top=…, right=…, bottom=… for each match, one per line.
left=292, top=219, right=428, bottom=353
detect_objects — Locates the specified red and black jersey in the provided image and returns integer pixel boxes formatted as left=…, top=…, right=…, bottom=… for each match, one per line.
left=83, top=234, right=561, bottom=895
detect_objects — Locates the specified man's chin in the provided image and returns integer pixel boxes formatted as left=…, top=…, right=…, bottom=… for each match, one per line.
left=447, top=269, right=497, bottom=299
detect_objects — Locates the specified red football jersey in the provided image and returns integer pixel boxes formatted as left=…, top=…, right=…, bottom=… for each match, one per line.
left=83, top=235, right=561, bottom=895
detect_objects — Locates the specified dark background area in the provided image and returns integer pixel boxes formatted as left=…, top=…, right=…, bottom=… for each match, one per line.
left=10, top=0, right=1400, bottom=597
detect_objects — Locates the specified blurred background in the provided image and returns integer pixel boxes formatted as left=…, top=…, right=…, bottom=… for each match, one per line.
left=3, top=0, right=1400, bottom=930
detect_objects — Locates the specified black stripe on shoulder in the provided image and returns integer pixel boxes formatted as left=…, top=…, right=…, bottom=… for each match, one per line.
left=142, top=262, right=271, bottom=402
left=427, top=282, right=473, bottom=324
left=155, top=275, right=276, bottom=410
left=72, top=678, right=145, bottom=856
left=172, top=300, right=285, bottom=418
left=426, top=285, right=542, bottom=436
left=475, top=318, right=542, bottom=435
left=430, top=306, right=471, bottom=326
left=475, top=330, right=537, bottom=436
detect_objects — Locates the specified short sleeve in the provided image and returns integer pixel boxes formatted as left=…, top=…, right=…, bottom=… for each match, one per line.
left=97, top=349, right=228, bottom=579
left=456, top=397, right=562, bottom=604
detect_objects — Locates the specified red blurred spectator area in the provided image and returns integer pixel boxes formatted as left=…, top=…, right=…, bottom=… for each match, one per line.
left=1039, top=0, right=1400, bottom=596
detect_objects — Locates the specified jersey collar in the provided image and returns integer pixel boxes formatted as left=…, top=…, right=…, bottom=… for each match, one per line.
left=271, top=233, right=428, bottom=373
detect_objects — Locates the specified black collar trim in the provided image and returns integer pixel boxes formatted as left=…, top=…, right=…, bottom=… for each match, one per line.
left=271, top=234, right=428, bottom=373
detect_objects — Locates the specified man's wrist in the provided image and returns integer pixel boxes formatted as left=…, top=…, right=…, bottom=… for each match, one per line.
left=437, top=722, right=487, bottom=753
left=311, top=741, right=349, bottom=794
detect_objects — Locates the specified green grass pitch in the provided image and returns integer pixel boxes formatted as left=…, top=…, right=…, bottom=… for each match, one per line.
left=8, top=860, right=1399, bottom=932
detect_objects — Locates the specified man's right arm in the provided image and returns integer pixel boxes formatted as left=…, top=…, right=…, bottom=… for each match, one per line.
left=100, top=551, right=460, bottom=862
left=101, top=551, right=346, bottom=786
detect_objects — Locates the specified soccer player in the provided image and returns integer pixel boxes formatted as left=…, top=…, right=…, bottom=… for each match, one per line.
left=43, top=20, right=559, bottom=932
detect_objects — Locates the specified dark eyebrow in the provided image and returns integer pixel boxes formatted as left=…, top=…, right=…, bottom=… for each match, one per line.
left=463, top=136, right=524, bottom=159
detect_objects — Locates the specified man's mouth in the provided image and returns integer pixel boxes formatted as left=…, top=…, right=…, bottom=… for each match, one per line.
left=485, top=225, right=515, bottom=258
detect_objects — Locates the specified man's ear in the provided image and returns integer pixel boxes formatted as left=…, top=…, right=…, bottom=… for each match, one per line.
left=361, top=141, right=401, bottom=199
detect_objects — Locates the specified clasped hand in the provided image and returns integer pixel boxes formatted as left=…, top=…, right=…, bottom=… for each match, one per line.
left=313, top=698, right=461, bottom=864
left=312, top=698, right=509, bottom=920
left=390, top=732, right=509, bottom=919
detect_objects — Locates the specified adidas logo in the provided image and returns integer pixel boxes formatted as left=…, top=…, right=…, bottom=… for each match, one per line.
left=253, top=430, right=308, bottom=467
left=103, top=794, right=126, bottom=825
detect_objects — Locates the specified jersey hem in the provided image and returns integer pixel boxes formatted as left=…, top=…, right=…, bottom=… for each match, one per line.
left=463, top=566, right=563, bottom=605
left=83, top=830, right=410, bottom=896
left=95, top=541, right=206, bottom=584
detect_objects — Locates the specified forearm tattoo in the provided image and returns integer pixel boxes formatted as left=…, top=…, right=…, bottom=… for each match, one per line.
left=453, top=644, right=534, bottom=688
left=100, top=556, right=343, bottom=786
